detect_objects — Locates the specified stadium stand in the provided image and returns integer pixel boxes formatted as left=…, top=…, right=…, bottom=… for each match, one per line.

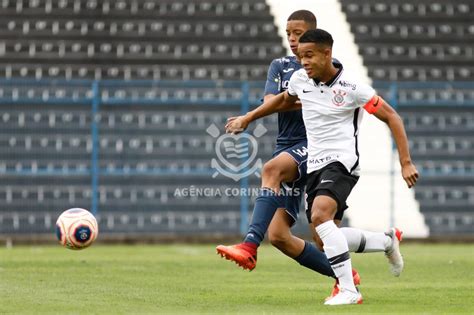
left=0, top=81, right=282, bottom=235
left=1, top=0, right=472, bottom=239
left=0, top=0, right=285, bottom=237
left=341, top=0, right=474, bottom=236
left=0, top=0, right=281, bottom=81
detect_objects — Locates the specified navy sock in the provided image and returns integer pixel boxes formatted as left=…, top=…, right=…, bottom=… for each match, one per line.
left=243, top=188, right=282, bottom=246
left=294, top=241, right=336, bottom=278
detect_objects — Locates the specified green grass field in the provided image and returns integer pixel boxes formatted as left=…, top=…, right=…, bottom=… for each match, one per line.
left=0, top=243, right=473, bottom=314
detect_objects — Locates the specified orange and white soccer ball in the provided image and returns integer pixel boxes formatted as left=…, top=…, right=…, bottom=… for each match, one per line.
left=55, top=208, right=98, bottom=250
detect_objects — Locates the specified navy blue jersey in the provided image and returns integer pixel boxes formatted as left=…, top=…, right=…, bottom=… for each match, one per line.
left=264, top=56, right=343, bottom=146
left=264, top=56, right=305, bottom=146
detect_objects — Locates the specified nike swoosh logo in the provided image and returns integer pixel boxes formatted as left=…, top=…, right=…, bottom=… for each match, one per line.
left=303, top=89, right=313, bottom=93
left=321, top=179, right=334, bottom=184
left=282, top=68, right=294, bottom=73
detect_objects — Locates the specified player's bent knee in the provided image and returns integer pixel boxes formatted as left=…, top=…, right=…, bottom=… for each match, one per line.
left=311, top=199, right=336, bottom=226
left=262, top=161, right=283, bottom=181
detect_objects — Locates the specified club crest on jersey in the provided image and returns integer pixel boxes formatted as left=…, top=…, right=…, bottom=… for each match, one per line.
left=332, top=89, right=347, bottom=107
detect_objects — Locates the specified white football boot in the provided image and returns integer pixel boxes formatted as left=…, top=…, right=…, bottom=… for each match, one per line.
left=385, top=227, right=404, bottom=277
left=324, top=288, right=363, bottom=305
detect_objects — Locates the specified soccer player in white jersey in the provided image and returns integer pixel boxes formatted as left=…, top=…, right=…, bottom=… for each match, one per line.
left=217, top=10, right=361, bottom=298
left=225, top=29, right=419, bottom=305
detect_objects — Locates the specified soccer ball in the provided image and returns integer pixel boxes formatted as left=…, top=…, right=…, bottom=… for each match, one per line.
left=55, top=208, right=98, bottom=250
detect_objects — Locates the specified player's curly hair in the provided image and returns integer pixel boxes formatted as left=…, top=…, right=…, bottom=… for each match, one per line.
left=287, top=10, right=317, bottom=28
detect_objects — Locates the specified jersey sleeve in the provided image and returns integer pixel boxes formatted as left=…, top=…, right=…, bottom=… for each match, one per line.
left=354, top=83, right=377, bottom=113
left=287, top=72, right=298, bottom=97
left=264, top=59, right=282, bottom=96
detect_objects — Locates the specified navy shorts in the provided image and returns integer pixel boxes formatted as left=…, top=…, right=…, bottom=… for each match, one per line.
left=272, top=140, right=308, bottom=225
left=305, top=161, right=359, bottom=222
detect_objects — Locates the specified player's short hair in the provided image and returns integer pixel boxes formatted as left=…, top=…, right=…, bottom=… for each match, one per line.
left=287, top=10, right=317, bottom=28
left=299, top=29, right=333, bottom=48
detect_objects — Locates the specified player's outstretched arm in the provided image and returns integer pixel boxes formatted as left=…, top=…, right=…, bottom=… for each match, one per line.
left=372, top=97, right=419, bottom=188
left=225, top=91, right=299, bottom=134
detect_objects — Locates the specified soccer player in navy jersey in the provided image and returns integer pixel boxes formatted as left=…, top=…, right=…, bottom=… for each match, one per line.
left=217, top=10, right=361, bottom=298
left=225, top=29, right=419, bottom=305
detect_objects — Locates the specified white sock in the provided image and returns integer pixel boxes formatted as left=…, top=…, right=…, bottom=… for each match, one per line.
left=341, top=227, right=392, bottom=253
left=316, top=221, right=357, bottom=293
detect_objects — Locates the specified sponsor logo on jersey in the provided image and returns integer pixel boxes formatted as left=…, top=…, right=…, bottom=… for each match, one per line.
left=308, top=154, right=339, bottom=165
left=338, top=80, right=357, bottom=90
left=277, top=57, right=293, bottom=64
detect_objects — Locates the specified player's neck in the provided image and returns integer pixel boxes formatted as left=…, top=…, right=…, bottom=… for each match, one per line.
left=318, top=65, right=339, bottom=84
